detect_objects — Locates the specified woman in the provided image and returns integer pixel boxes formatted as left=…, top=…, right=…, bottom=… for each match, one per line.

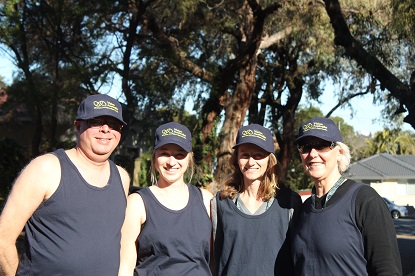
left=118, top=122, right=213, bottom=275
left=292, top=117, right=402, bottom=275
left=212, top=124, right=302, bottom=276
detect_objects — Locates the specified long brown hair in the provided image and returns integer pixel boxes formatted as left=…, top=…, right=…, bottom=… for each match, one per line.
left=219, top=149, right=279, bottom=201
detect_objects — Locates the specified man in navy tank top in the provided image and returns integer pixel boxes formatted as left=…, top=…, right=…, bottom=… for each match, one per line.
left=0, top=94, right=130, bottom=275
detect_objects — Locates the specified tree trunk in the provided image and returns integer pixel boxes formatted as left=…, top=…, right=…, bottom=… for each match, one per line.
left=214, top=62, right=257, bottom=190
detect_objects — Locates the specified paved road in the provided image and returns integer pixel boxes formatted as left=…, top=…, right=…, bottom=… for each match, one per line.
left=395, top=218, right=415, bottom=276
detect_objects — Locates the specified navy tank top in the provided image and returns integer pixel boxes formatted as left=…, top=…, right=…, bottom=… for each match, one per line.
left=17, top=149, right=127, bottom=276
left=135, top=185, right=211, bottom=275
left=292, top=181, right=367, bottom=276
left=214, top=188, right=297, bottom=275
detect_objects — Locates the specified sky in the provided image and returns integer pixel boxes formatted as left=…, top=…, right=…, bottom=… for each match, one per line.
left=1, top=53, right=413, bottom=135
left=304, top=92, right=411, bottom=136
left=306, top=90, right=414, bottom=135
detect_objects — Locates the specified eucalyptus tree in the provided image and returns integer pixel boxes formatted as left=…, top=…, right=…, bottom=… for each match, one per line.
left=111, top=0, right=281, bottom=190
left=115, top=0, right=347, bottom=190
left=111, top=0, right=398, bottom=190
left=0, top=0, right=118, bottom=156
left=3, top=0, right=414, bottom=191
left=247, top=1, right=345, bottom=181
left=322, top=0, right=415, bottom=130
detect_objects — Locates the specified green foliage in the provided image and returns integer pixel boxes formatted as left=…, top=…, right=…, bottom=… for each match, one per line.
left=1, top=0, right=415, bottom=193
left=192, top=117, right=219, bottom=188
left=286, top=154, right=314, bottom=191
left=0, top=138, right=29, bottom=199
left=360, top=129, right=415, bottom=157
left=137, top=152, right=152, bottom=188
left=391, top=0, right=415, bottom=41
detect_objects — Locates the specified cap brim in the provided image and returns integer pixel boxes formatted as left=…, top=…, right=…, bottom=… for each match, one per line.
left=76, top=115, right=127, bottom=126
left=233, top=141, right=273, bottom=153
left=295, top=134, right=334, bottom=143
left=154, top=141, right=191, bottom=152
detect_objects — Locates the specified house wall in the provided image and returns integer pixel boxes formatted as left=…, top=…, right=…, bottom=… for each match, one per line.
left=369, top=180, right=415, bottom=206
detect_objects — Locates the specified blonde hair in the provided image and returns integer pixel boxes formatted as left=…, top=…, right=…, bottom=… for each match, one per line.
left=150, top=151, right=194, bottom=185
left=337, top=142, right=351, bottom=173
left=220, top=150, right=279, bottom=201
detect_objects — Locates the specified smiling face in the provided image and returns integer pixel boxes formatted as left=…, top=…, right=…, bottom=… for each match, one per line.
left=154, top=143, right=190, bottom=186
left=75, top=116, right=122, bottom=161
left=237, top=143, right=270, bottom=185
left=298, top=137, right=342, bottom=182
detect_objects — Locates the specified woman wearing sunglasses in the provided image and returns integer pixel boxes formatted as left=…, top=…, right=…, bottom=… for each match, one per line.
left=292, top=117, right=402, bottom=275
left=212, top=124, right=302, bottom=275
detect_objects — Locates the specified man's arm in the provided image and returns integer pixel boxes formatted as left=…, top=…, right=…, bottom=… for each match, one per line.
left=116, top=166, right=131, bottom=198
left=0, top=154, right=59, bottom=275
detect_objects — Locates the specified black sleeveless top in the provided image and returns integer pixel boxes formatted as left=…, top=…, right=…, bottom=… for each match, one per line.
left=214, top=188, right=301, bottom=275
left=292, top=181, right=367, bottom=275
left=17, top=149, right=126, bottom=276
left=136, top=185, right=211, bottom=275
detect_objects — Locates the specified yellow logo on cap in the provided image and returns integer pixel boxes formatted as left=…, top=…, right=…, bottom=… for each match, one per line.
left=161, top=128, right=187, bottom=139
left=303, top=122, right=327, bottom=132
left=241, top=129, right=267, bottom=141
left=93, top=100, right=119, bottom=113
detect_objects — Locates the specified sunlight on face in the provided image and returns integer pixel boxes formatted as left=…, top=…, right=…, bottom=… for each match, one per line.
left=298, top=137, right=340, bottom=181
left=237, top=143, right=270, bottom=184
left=155, top=143, right=190, bottom=185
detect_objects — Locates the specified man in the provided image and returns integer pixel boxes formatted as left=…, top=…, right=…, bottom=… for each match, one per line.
left=0, top=94, right=130, bottom=275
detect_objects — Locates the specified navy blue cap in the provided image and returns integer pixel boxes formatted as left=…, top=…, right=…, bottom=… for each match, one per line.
left=295, top=117, right=343, bottom=143
left=76, top=94, right=126, bottom=125
left=154, top=122, right=192, bottom=152
left=233, top=124, right=275, bottom=153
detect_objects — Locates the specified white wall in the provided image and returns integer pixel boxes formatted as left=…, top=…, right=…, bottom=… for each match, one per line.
left=369, top=180, right=415, bottom=206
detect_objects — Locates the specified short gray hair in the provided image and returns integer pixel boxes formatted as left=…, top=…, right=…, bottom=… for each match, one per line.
left=337, top=142, right=351, bottom=173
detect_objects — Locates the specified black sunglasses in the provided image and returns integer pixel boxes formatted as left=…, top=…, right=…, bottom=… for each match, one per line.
left=297, top=141, right=337, bottom=154
left=86, top=119, right=123, bottom=132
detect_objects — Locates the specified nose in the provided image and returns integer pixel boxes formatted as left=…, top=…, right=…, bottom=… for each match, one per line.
left=248, top=156, right=256, bottom=165
left=309, top=148, right=319, bottom=158
left=99, top=124, right=111, bottom=133
left=167, top=156, right=177, bottom=165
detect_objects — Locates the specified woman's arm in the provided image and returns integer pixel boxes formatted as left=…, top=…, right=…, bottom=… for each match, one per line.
left=118, top=193, right=146, bottom=276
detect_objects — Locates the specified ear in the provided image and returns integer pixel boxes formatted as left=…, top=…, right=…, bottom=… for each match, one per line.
left=74, top=120, right=81, bottom=132
left=337, top=149, right=343, bottom=160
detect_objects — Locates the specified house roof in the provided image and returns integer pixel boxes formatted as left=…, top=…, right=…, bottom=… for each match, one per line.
left=345, top=153, right=415, bottom=180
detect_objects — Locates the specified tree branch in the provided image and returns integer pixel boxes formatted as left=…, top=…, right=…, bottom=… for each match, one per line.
left=323, top=0, right=415, bottom=129
left=325, top=90, right=369, bottom=117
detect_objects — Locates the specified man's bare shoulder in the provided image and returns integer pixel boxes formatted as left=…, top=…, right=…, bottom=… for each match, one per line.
left=14, top=152, right=61, bottom=199
left=116, top=165, right=131, bottom=196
